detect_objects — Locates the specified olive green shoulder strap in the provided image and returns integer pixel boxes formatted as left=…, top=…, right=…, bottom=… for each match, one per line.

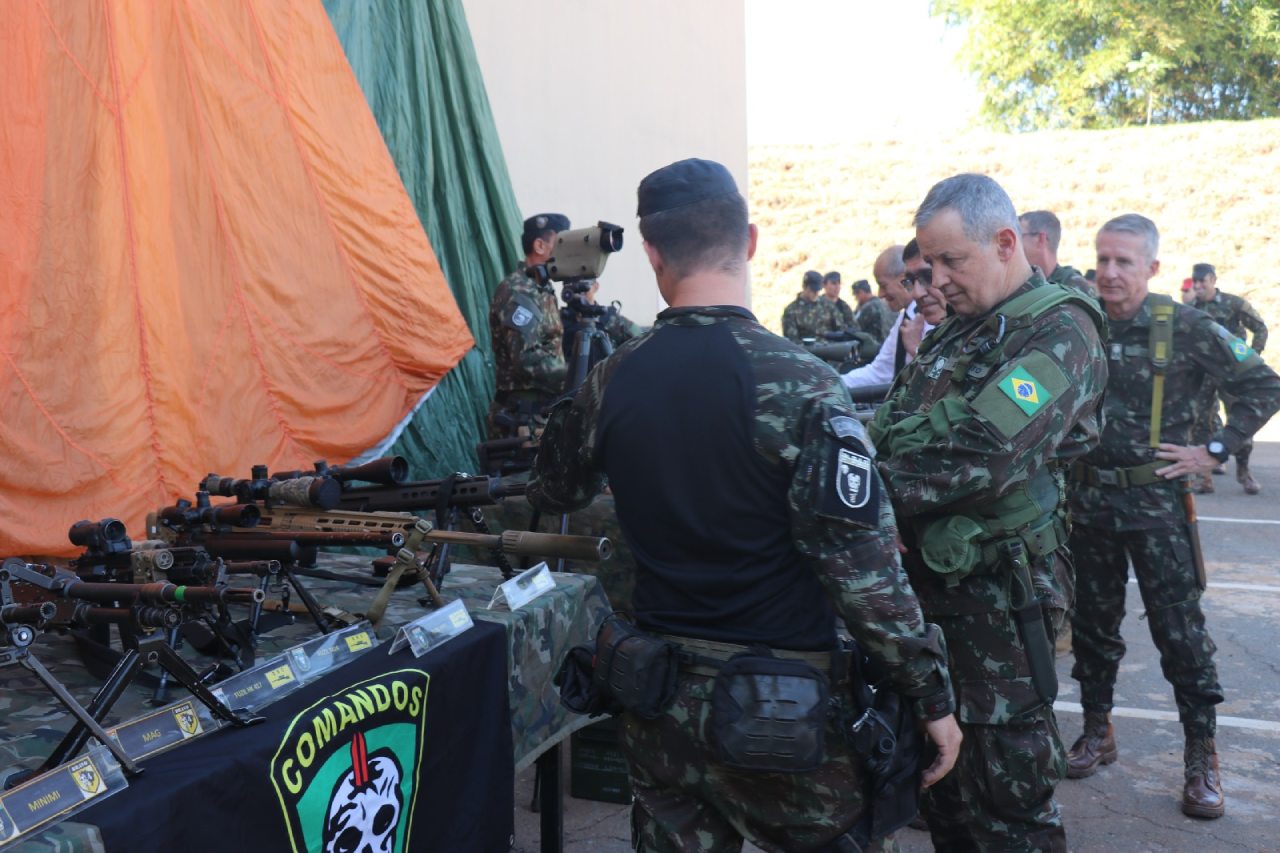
left=1147, top=294, right=1176, bottom=448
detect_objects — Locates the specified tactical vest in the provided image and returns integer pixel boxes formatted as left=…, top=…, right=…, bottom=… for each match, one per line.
left=897, top=284, right=1107, bottom=583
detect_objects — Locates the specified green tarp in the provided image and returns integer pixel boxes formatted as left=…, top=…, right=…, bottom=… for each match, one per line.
left=324, top=0, right=522, bottom=477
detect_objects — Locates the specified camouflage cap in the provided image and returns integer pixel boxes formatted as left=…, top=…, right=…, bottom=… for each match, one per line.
left=852, top=279, right=872, bottom=294
left=637, top=158, right=738, bottom=217
left=824, top=271, right=841, bottom=284
left=523, top=213, right=571, bottom=241
left=803, top=270, right=823, bottom=291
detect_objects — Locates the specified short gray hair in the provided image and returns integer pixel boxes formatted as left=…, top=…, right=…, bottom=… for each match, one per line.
left=913, top=173, right=1019, bottom=243
left=1098, top=214, right=1159, bottom=262
left=1018, top=210, right=1062, bottom=252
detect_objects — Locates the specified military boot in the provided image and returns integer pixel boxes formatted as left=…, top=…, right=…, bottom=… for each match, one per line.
left=1182, top=737, right=1225, bottom=818
left=1237, top=465, right=1261, bottom=495
left=1066, top=711, right=1117, bottom=778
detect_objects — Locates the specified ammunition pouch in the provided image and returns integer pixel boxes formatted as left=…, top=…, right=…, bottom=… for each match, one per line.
left=590, top=615, right=679, bottom=719
left=709, top=651, right=830, bottom=774
left=916, top=465, right=1067, bottom=585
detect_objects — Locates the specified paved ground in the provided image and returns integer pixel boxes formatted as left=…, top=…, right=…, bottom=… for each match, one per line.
left=513, top=441, right=1280, bottom=853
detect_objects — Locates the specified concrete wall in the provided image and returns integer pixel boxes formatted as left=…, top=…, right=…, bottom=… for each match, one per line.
left=460, top=0, right=748, bottom=320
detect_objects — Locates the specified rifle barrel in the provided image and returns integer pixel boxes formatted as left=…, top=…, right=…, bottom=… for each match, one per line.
left=422, top=529, right=611, bottom=562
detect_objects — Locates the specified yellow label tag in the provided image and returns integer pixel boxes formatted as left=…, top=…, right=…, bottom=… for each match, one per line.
left=265, top=665, right=295, bottom=689
left=344, top=632, right=373, bottom=653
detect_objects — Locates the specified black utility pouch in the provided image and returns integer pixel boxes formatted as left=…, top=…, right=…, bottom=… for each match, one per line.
left=592, top=615, right=679, bottom=719
left=709, top=652, right=830, bottom=774
left=554, top=644, right=621, bottom=717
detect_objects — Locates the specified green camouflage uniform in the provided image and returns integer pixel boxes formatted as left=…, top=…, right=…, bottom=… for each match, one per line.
left=852, top=296, right=895, bottom=363
left=487, top=268, right=567, bottom=437
left=529, top=305, right=953, bottom=852
left=854, top=297, right=895, bottom=342
left=781, top=296, right=840, bottom=343
left=1069, top=295, right=1280, bottom=737
left=1046, top=263, right=1096, bottom=299
left=869, top=274, right=1108, bottom=851
left=828, top=296, right=856, bottom=329
left=1191, top=289, right=1269, bottom=466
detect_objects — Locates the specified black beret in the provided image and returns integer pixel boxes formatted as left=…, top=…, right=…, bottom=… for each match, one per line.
left=637, top=158, right=738, bottom=217
left=803, top=270, right=823, bottom=290
left=1191, top=262, right=1216, bottom=280
left=852, top=279, right=871, bottom=293
left=823, top=271, right=841, bottom=283
left=523, top=213, right=571, bottom=240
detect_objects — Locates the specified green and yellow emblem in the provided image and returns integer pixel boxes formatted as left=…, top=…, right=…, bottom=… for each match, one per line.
left=998, top=365, right=1052, bottom=416
left=1230, top=338, right=1253, bottom=362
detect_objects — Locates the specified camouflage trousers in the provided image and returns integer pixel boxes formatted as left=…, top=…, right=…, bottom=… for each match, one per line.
left=1069, top=524, right=1223, bottom=736
left=917, top=606, right=1066, bottom=852
left=1197, top=393, right=1252, bottom=466
left=922, top=710, right=1066, bottom=853
left=618, top=670, right=890, bottom=852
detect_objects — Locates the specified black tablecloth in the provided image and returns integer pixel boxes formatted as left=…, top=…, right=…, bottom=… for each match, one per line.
left=78, top=620, right=514, bottom=852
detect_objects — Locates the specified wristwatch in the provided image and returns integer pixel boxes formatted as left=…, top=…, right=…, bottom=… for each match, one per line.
left=1206, top=440, right=1230, bottom=464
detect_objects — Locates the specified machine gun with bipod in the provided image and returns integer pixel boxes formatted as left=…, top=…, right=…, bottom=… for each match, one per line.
left=0, top=558, right=264, bottom=787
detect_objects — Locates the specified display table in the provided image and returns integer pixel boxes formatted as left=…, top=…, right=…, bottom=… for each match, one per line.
left=0, top=559, right=612, bottom=851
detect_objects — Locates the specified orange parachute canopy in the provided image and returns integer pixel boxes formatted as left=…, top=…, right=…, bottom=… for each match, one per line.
left=0, top=1, right=474, bottom=556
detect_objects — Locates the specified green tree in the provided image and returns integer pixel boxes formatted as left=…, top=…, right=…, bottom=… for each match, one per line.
left=933, top=0, right=1280, bottom=131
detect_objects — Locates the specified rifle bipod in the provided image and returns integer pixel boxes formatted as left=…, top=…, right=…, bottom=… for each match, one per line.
left=4, top=635, right=264, bottom=789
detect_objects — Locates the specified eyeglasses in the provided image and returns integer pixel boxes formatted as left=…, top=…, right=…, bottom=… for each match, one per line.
left=901, top=269, right=933, bottom=288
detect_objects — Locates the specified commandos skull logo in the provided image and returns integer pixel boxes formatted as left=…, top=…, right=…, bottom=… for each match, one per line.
left=271, top=670, right=429, bottom=853
left=836, top=448, right=872, bottom=509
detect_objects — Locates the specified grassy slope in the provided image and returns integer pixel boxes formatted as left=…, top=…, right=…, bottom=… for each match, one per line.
left=749, top=119, right=1280, bottom=339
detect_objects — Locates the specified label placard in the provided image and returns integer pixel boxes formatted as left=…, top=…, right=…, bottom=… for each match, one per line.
left=106, top=699, right=218, bottom=762
left=210, top=655, right=301, bottom=713
left=285, top=622, right=378, bottom=683
left=0, top=745, right=126, bottom=847
left=487, top=562, right=555, bottom=611
left=389, top=599, right=474, bottom=658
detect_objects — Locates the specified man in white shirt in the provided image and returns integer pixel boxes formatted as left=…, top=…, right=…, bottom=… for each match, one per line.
left=842, top=242, right=932, bottom=391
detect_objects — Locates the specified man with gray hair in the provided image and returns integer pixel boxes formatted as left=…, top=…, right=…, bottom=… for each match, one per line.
left=870, top=172, right=1109, bottom=849
left=1065, top=214, right=1280, bottom=819
left=1018, top=209, right=1095, bottom=297
left=841, top=245, right=919, bottom=390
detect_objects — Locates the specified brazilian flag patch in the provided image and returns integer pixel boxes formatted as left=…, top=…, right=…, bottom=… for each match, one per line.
left=998, top=365, right=1052, bottom=416
left=1230, top=338, right=1253, bottom=362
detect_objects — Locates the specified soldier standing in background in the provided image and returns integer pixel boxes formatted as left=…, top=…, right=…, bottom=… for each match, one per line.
left=487, top=213, right=571, bottom=438
left=530, top=158, right=961, bottom=852
left=1190, top=262, right=1269, bottom=494
left=822, top=270, right=856, bottom=328
left=1018, top=209, right=1096, bottom=297
left=871, top=173, right=1108, bottom=851
left=781, top=269, right=840, bottom=342
left=851, top=279, right=894, bottom=344
left=1065, top=216, right=1280, bottom=819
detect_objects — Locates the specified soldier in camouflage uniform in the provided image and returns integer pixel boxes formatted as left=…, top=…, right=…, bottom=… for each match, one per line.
left=781, top=270, right=841, bottom=342
left=529, top=158, right=962, bottom=852
left=487, top=214, right=572, bottom=438
left=1190, top=262, right=1269, bottom=494
left=852, top=280, right=894, bottom=341
left=823, top=271, right=857, bottom=328
left=1065, top=217, right=1280, bottom=819
left=870, top=174, right=1108, bottom=852
left=1018, top=210, right=1096, bottom=298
